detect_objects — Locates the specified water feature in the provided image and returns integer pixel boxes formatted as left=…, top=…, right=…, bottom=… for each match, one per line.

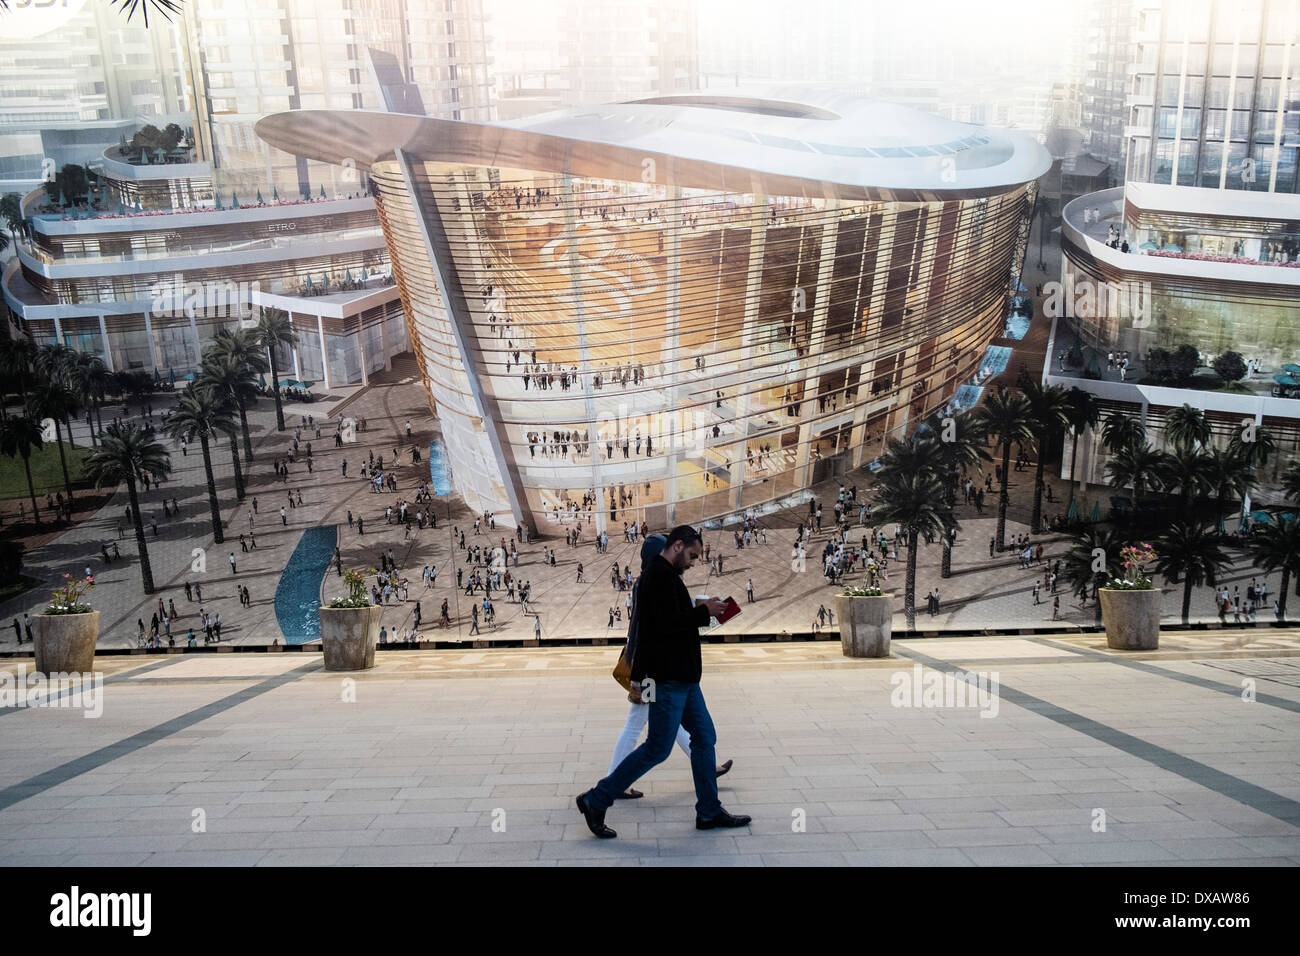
left=274, top=524, right=338, bottom=644
left=978, top=345, right=1013, bottom=380
left=949, top=385, right=985, bottom=414
left=1004, top=312, right=1031, bottom=340
left=428, top=438, right=453, bottom=495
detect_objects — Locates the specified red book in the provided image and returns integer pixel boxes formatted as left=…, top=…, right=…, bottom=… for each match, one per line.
left=715, top=597, right=742, bottom=624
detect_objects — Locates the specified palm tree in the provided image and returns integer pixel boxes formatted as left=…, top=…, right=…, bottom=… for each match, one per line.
left=1228, top=422, right=1276, bottom=520
left=165, top=385, right=234, bottom=542
left=210, top=326, right=269, bottom=379
left=0, top=192, right=23, bottom=246
left=1228, top=422, right=1275, bottom=473
left=74, top=353, right=112, bottom=446
left=1154, top=521, right=1231, bottom=624
left=209, top=390, right=247, bottom=500
left=1202, top=446, right=1253, bottom=526
left=1062, top=525, right=1128, bottom=624
left=83, top=423, right=171, bottom=594
left=873, top=435, right=939, bottom=482
left=1248, top=517, right=1300, bottom=621
left=1165, top=403, right=1210, bottom=452
left=1105, top=441, right=1170, bottom=504
left=1101, top=411, right=1145, bottom=456
left=34, top=384, right=79, bottom=507
left=970, top=390, right=1035, bottom=551
left=34, top=341, right=82, bottom=443
left=34, top=342, right=79, bottom=391
left=1062, top=387, right=1101, bottom=507
left=0, top=335, right=35, bottom=420
left=200, top=349, right=260, bottom=464
left=1164, top=445, right=1213, bottom=515
left=0, top=408, right=44, bottom=525
left=922, top=413, right=988, bottom=577
left=1023, top=381, right=1071, bottom=533
left=870, top=466, right=954, bottom=630
left=256, top=308, right=297, bottom=432
left=1283, top=458, right=1300, bottom=506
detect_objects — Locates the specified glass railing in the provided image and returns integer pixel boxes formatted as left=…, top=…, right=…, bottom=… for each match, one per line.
left=30, top=227, right=385, bottom=265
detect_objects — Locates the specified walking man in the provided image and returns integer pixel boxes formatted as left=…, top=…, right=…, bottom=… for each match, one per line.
left=745, top=577, right=755, bottom=603
left=576, top=525, right=750, bottom=839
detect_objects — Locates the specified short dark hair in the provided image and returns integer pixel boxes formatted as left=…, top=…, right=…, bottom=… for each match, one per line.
left=664, top=524, right=702, bottom=549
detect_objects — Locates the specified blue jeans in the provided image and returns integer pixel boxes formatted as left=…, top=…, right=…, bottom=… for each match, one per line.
left=585, top=680, right=722, bottom=820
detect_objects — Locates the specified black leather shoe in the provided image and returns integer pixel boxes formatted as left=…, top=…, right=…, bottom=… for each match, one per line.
left=696, top=809, right=752, bottom=830
left=614, top=788, right=643, bottom=799
left=715, top=759, right=733, bottom=778
left=576, top=793, right=617, bottom=838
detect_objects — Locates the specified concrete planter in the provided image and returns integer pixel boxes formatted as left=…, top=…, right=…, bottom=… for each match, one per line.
left=33, top=611, right=101, bottom=675
left=1099, top=588, right=1161, bottom=650
left=318, top=605, right=382, bottom=671
left=834, top=594, right=892, bottom=658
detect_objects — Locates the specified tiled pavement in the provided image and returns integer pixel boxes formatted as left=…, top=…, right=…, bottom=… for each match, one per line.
left=2, top=353, right=1291, bottom=651
left=2, top=630, right=1298, bottom=866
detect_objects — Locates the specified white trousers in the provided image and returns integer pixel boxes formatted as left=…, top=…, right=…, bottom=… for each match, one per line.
left=608, top=701, right=692, bottom=776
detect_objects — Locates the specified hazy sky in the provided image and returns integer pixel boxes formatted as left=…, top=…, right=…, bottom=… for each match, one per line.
left=488, top=0, right=1097, bottom=91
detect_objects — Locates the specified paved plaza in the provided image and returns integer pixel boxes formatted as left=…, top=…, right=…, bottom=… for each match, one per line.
left=1, top=630, right=1299, bottom=866
left=0, top=344, right=1292, bottom=652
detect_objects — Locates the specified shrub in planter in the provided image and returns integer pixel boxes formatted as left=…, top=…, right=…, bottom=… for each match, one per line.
left=319, top=568, right=381, bottom=671
left=1099, top=543, right=1161, bottom=650
left=835, top=586, right=892, bottom=658
left=34, top=573, right=100, bottom=674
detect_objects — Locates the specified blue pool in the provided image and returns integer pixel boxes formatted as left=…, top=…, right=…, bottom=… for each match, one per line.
left=950, top=385, right=985, bottom=414
left=274, top=525, right=338, bottom=644
left=978, top=345, right=1012, bottom=380
left=1004, top=312, right=1031, bottom=340
left=428, top=438, right=453, bottom=495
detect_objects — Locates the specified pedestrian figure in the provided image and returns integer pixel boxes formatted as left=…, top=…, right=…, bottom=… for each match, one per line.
left=575, top=526, right=748, bottom=839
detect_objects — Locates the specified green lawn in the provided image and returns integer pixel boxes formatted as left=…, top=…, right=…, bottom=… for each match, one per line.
left=0, top=442, right=95, bottom=500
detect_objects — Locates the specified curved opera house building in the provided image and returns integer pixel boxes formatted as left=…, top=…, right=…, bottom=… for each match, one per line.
left=257, top=89, right=1049, bottom=533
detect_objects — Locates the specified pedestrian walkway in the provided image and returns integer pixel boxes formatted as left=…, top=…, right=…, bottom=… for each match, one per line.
left=1, top=629, right=1297, bottom=866
left=0, top=353, right=1292, bottom=649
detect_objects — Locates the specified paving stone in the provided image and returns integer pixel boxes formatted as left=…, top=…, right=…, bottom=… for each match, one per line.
left=4, top=629, right=1300, bottom=868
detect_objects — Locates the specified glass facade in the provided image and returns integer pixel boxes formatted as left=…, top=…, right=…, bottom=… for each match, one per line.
left=372, top=160, right=1035, bottom=532
left=1126, top=0, right=1299, bottom=194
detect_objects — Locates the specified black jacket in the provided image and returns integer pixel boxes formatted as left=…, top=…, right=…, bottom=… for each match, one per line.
left=629, top=554, right=711, bottom=684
